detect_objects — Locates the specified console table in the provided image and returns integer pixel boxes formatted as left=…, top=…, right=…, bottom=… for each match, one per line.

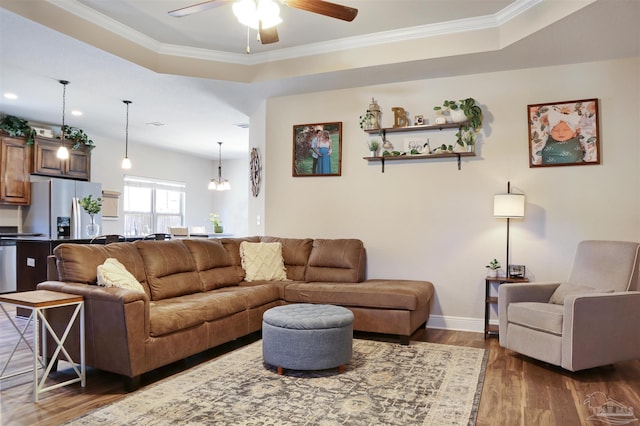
left=484, top=276, right=529, bottom=339
left=0, top=290, right=85, bottom=402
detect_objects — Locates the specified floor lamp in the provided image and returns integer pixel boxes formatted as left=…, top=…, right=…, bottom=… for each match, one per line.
left=493, top=182, right=525, bottom=277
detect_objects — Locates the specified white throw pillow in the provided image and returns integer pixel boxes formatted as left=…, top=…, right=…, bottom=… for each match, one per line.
left=548, top=283, right=613, bottom=305
left=239, top=241, right=289, bottom=282
left=97, top=258, right=145, bottom=293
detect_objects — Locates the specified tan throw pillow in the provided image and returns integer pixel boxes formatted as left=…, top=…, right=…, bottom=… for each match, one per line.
left=239, top=241, right=289, bottom=282
left=97, top=258, right=145, bottom=293
left=549, top=283, right=613, bottom=305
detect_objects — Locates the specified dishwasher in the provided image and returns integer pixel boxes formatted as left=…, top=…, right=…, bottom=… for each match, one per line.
left=0, top=239, right=17, bottom=294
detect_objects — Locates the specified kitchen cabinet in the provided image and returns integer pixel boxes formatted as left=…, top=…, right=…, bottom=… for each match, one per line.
left=33, top=137, right=91, bottom=181
left=0, top=135, right=32, bottom=205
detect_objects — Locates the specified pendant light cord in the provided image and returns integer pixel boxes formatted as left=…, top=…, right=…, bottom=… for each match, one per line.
left=60, top=80, right=68, bottom=140
left=124, top=100, right=131, bottom=157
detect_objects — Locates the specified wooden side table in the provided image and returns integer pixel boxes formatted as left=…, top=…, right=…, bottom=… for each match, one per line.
left=484, top=276, right=529, bottom=339
left=0, top=290, right=85, bottom=402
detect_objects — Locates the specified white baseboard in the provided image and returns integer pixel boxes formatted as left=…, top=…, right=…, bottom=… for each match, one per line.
left=426, top=315, right=485, bottom=334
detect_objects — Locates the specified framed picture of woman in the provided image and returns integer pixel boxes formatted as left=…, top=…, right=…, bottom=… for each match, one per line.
left=292, top=122, right=342, bottom=176
left=528, top=98, right=600, bottom=167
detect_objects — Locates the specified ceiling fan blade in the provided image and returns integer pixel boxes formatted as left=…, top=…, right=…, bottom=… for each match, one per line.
left=284, top=0, right=358, bottom=22
left=168, top=0, right=229, bottom=17
left=259, top=24, right=279, bottom=44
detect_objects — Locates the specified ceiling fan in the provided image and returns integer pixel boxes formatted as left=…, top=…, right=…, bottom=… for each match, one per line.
left=168, top=0, right=358, bottom=47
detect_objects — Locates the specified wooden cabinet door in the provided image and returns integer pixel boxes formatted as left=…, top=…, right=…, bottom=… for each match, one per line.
left=33, top=137, right=65, bottom=177
left=33, top=137, right=91, bottom=181
left=0, top=136, right=32, bottom=205
left=66, top=146, right=91, bottom=180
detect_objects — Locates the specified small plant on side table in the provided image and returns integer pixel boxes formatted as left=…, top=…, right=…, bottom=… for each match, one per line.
left=486, top=258, right=501, bottom=277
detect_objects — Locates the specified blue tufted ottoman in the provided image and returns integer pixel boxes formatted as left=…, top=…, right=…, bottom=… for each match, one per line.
left=262, top=304, right=354, bottom=375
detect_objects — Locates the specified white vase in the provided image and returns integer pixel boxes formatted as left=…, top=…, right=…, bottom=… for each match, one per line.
left=487, top=269, right=498, bottom=278
left=450, top=109, right=467, bottom=123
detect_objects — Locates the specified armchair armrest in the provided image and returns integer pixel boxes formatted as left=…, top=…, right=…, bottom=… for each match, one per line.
left=498, top=282, right=560, bottom=346
left=562, top=291, right=640, bottom=371
left=36, top=281, right=150, bottom=377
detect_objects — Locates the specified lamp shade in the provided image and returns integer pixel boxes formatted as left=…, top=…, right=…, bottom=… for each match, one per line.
left=493, top=194, right=525, bottom=218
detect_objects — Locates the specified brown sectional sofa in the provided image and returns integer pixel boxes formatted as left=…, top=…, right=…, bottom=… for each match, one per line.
left=38, top=236, right=434, bottom=390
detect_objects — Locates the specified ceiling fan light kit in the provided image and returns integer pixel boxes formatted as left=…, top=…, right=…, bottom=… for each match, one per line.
left=169, top=0, right=358, bottom=51
left=233, top=0, right=282, bottom=30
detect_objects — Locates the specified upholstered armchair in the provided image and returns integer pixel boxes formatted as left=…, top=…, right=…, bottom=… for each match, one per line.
left=498, top=240, right=640, bottom=371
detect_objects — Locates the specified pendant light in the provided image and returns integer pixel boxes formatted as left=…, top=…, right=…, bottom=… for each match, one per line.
left=208, top=141, right=230, bottom=191
left=121, top=100, right=132, bottom=169
left=56, top=80, right=70, bottom=160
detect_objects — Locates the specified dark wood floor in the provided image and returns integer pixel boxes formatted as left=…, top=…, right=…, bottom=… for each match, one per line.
left=2, top=306, right=639, bottom=425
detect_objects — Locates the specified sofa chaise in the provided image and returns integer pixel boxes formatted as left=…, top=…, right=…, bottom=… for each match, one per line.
left=38, top=236, right=434, bottom=390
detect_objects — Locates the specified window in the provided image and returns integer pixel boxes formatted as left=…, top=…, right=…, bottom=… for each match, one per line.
left=123, top=176, right=186, bottom=236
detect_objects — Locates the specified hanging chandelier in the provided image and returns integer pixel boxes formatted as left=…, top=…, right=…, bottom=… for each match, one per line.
left=56, top=80, right=70, bottom=160
left=121, top=100, right=132, bottom=169
left=208, top=141, right=230, bottom=191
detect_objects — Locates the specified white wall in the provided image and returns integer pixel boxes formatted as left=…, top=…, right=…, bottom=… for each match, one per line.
left=264, top=57, right=640, bottom=331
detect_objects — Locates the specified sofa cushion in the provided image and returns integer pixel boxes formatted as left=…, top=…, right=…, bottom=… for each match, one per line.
left=54, top=242, right=150, bottom=296
left=284, top=279, right=434, bottom=311
left=507, top=302, right=564, bottom=335
left=261, top=236, right=313, bottom=281
left=97, top=258, right=145, bottom=293
left=305, top=239, right=366, bottom=283
left=149, top=290, right=247, bottom=337
left=220, top=237, right=261, bottom=279
left=548, top=283, right=613, bottom=304
left=134, top=240, right=201, bottom=300
left=240, top=241, right=289, bottom=282
left=182, top=239, right=242, bottom=290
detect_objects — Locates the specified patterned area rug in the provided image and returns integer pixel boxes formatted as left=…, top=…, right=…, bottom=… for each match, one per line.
left=66, top=339, right=487, bottom=425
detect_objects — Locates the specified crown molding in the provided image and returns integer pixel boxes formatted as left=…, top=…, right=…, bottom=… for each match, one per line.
left=48, top=0, right=567, bottom=67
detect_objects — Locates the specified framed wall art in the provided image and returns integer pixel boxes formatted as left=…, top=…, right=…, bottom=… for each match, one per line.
left=292, top=122, right=342, bottom=177
left=528, top=98, right=600, bottom=167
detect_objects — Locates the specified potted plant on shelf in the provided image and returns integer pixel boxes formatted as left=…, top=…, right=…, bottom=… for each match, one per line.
left=0, top=114, right=36, bottom=144
left=434, top=98, right=483, bottom=147
left=367, top=140, right=380, bottom=156
left=78, top=194, right=102, bottom=237
left=210, top=213, right=224, bottom=234
left=486, top=258, right=501, bottom=278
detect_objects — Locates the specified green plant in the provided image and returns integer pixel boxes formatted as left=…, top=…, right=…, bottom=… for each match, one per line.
left=359, top=110, right=373, bottom=129
left=0, top=114, right=36, bottom=144
left=459, top=129, right=476, bottom=147
left=486, top=259, right=501, bottom=270
left=61, top=125, right=95, bottom=150
left=367, top=140, right=380, bottom=152
left=78, top=194, right=102, bottom=215
left=434, top=98, right=483, bottom=146
left=209, top=213, right=222, bottom=227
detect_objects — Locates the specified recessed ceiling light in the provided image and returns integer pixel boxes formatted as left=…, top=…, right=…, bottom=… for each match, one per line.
left=71, top=110, right=83, bottom=116
left=3, top=93, right=18, bottom=100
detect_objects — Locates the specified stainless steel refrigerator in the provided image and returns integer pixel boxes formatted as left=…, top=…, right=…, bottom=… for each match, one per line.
left=23, top=178, right=103, bottom=239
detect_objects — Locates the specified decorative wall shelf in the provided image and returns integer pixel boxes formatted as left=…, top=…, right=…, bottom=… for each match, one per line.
left=364, top=122, right=466, bottom=136
left=363, top=121, right=474, bottom=172
left=364, top=152, right=475, bottom=172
